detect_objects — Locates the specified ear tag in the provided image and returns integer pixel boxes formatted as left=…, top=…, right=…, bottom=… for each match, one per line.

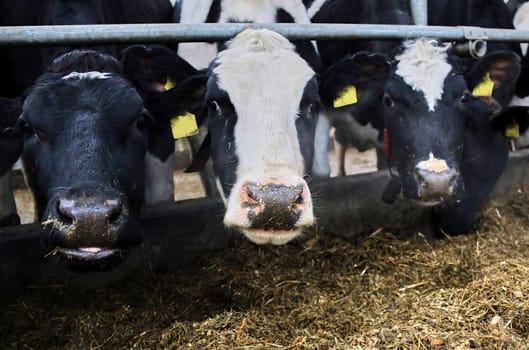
left=170, top=112, right=199, bottom=139
left=472, top=72, right=494, bottom=97
left=333, top=85, right=358, bottom=108
left=505, top=121, right=520, bottom=138
left=164, top=77, right=176, bottom=91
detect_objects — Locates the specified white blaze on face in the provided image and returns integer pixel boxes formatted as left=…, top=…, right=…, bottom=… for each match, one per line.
left=214, top=29, right=315, bottom=242
left=62, top=71, right=111, bottom=80
left=395, top=39, right=452, bottom=112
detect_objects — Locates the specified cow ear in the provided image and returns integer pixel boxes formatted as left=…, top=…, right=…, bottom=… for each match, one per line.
left=143, top=74, right=208, bottom=162
left=466, top=51, right=521, bottom=107
left=319, top=52, right=390, bottom=122
left=121, top=44, right=198, bottom=94
left=491, top=105, right=529, bottom=137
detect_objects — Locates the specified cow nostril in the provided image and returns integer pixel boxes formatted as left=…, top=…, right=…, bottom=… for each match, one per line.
left=57, top=199, right=75, bottom=224
left=245, top=183, right=260, bottom=205
left=295, top=194, right=304, bottom=205
left=105, top=199, right=122, bottom=224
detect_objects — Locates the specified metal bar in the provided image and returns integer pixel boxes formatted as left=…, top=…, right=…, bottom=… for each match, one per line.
left=410, top=0, right=428, bottom=26
left=0, top=23, right=529, bottom=47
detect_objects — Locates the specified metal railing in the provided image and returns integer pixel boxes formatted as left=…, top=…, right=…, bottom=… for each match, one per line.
left=0, top=23, right=528, bottom=46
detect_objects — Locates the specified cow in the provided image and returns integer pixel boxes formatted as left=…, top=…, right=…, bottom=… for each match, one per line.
left=308, top=0, right=413, bottom=176
left=0, top=0, right=175, bottom=229
left=172, top=0, right=331, bottom=194
left=124, top=29, right=325, bottom=245
left=0, top=50, right=200, bottom=271
left=319, top=37, right=528, bottom=235
left=310, top=0, right=522, bottom=176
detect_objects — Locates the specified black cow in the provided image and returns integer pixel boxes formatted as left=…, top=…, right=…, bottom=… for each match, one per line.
left=319, top=38, right=528, bottom=235
left=0, top=0, right=175, bottom=228
left=0, top=50, right=198, bottom=270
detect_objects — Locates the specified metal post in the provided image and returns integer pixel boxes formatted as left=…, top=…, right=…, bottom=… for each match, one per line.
left=410, top=0, right=428, bottom=26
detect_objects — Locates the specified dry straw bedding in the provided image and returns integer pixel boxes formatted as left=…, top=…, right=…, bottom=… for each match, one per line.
left=2, top=191, right=529, bottom=349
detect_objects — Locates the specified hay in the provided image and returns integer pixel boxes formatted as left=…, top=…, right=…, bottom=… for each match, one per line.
left=2, top=191, right=529, bottom=349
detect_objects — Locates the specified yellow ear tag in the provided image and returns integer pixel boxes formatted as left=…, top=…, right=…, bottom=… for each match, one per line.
left=170, top=112, right=199, bottom=139
left=472, top=72, right=494, bottom=97
left=333, top=85, right=358, bottom=108
left=164, top=77, right=176, bottom=91
left=505, top=121, right=520, bottom=138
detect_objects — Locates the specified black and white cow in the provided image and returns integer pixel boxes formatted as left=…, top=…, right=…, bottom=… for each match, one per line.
left=308, top=0, right=413, bottom=175
left=310, top=0, right=522, bottom=176
left=0, top=50, right=199, bottom=270
left=125, top=29, right=321, bottom=245
left=173, top=0, right=331, bottom=183
left=320, top=38, right=528, bottom=235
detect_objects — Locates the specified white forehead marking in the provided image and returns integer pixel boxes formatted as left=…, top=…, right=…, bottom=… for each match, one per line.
left=62, top=71, right=111, bottom=80
left=214, top=29, right=314, bottom=179
left=395, top=39, right=452, bottom=112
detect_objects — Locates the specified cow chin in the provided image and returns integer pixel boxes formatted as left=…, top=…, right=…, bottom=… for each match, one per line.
left=241, top=228, right=303, bottom=245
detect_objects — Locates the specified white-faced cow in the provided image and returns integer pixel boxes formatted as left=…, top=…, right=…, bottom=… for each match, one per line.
left=173, top=0, right=330, bottom=187
left=205, top=29, right=319, bottom=244
left=1, top=50, right=199, bottom=271
left=320, top=38, right=528, bottom=235
left=125, top=29, right=320, bottom=245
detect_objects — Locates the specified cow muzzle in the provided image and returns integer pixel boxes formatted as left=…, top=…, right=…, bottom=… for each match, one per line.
left=224, top=178, right=314, bottom=245
left=42, top=194, right=140, bottom=269
left=414, top=156, right=459, bottom=204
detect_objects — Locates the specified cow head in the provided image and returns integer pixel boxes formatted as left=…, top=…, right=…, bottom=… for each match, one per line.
left=206, top=29, right=317, bottom=244
left=320, top=38, right=522, bottom=206
left=18, top=50, right=151, bottom=270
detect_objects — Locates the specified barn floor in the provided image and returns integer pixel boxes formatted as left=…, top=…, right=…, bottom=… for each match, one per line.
left=2, top=190, right=529, bottom=349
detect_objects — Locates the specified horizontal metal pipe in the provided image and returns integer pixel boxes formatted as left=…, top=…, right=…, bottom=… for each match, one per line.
left=0, top=23, right=529, bottom=46
left=410, top=0, right=428, bottom=26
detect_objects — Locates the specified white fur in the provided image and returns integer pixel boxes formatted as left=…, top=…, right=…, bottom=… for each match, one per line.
left=514, top=2, right=529, bottom=56
left=178, top=0, right=314, bottom=69
left=395, top=39, right=452, bottom=112
left=62, top=71, right=111, bottom=80
left=215, top=29, right=315, bottom=242
left=307, top=0, right=328, bottom=19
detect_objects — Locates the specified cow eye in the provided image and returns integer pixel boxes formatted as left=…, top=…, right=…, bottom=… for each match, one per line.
left=383, top=93, right=394, bottom=108
left=135, top=110, right=150, bottom=129
left=19, top=119, right=35, bottom=135
left=460, top=91, right=471, bottom=104
left=207, top=100, right=221, bottom=113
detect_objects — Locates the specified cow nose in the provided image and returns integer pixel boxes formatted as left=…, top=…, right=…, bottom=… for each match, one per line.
left=242, top=182, right=306, bottom=230
left=415, top=167, right=458, bottom=200
left=58, top=198, right=122, bottom=225
left=52, top=196, right=124, bottom=248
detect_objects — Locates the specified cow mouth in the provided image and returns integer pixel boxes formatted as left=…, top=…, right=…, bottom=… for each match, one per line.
left=240, top=228, right=303, bottom=245
left=51, top=246, right=123, bottom=261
